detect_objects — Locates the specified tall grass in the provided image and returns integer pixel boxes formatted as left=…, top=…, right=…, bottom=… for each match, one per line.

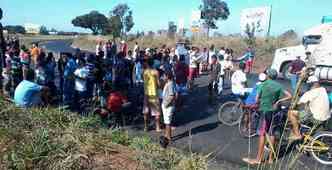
left=0, top=96, right=209, bottom=170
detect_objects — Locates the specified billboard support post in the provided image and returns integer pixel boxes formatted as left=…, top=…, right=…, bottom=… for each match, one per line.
left=267, top=5, right=272, bottom=37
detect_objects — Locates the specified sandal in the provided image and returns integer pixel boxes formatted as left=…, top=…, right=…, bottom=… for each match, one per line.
left=242, top=158, right=261, bottom=165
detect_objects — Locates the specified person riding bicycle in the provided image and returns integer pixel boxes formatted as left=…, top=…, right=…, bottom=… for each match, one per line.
left=231, top=62, right=252, bottom=97
left=288, top=75, right=331, bottom=141
left=243, top=68, right=292, bottom=165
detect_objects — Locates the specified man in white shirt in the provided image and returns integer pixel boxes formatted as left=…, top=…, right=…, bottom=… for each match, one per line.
left=289, top=76, right=331, bottom=140
left=74, top=60, right=89, bottom=107
left=231, top=62, right=252, bottom=96
left=188, top=47, right=200, bottom=90
left=133, top=42, right=139, bottom=60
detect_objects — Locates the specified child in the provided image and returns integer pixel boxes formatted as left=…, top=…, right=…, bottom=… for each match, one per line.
left=162, top=71, right=177, bottom=144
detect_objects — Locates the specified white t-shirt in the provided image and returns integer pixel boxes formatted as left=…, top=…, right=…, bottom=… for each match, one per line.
left=208, top=50, right=215, bottom=64
left=74, top=67, right=89, bottom=92
left=189, top=52, right=200, bottom=68
left=133, top=44, right=139, bottom=59
left=231, top=70, right=247, bottom=95
left=298, top=87, right=331, bottom=121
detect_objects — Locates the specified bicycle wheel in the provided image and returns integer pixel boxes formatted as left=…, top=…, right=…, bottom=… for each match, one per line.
left=310, top=131, right=332, bottom=165
left=239, top=111, right=259, bottom=138
left=218, top=101, right=243, bottom=126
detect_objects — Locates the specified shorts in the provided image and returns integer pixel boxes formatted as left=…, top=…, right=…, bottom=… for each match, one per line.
left=162, top=104, right=174, bottom=125
left=299, top=110, right=323, bottom=125
left=257, top=111, right=284, bottom=137
left=188, top=68, right=198, bottom=80
left=143, top=96, right=161, bottom=116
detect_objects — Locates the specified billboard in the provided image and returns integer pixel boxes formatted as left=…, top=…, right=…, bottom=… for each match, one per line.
left=24, top=23, right=41, bottom=34
left=191, top=10, right=201, bottom=33
left=240, top=6, right=271, bottom=37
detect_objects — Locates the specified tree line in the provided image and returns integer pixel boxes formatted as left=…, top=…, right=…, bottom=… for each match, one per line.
left=72, top=3, right=134, bottom=38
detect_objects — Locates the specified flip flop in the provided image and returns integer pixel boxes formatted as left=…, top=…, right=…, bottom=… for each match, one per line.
left=242, top=158, right=261, bottom=165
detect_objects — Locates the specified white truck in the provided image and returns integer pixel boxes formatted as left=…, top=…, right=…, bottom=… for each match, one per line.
left=271, top=23, right=332, bottom=81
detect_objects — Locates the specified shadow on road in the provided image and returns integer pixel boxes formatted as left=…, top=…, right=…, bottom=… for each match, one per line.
left=172, top=122, right=220, bottom=141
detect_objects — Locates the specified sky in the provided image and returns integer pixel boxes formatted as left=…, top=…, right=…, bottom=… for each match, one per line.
left=1, top=0, right=332, bottom=36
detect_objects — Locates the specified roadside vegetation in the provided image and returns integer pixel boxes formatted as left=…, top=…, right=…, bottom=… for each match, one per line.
left=0, top=96, right=209, bottom=170
left=72, top=32, right=299, bottom=72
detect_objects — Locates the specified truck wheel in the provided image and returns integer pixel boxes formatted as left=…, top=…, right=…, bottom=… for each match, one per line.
left=282, top=62, right=292, bottom=80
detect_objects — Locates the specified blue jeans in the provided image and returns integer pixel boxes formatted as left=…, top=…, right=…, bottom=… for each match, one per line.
left=63, top=79, right=75, bottom=106
left=290, top=74, right=298, bottom=93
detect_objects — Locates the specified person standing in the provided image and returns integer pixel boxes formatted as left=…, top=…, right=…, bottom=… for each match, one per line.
left=120, top=40, right=128, bottom=57
left=19, top=45, right=29, bottom=80
left=207, top=55, right=221, bottom=103
left=143, top=58, right=161, bottom=132
left=74, top=59, right=89, bottom=112
left=188, top=47, right=200, bottom=90
left=289, top=56, right=306, bottom=92
left=63, top=54, right=77, bottom=107
left=243, top=69, right=291, bottom=165
left=161, top=71, right=176, bottom=143
left=133, top=42, right=139, bottom=60
left=96, top=41, right=103, bottom=56
left=30, top=43, right=40, bottom=68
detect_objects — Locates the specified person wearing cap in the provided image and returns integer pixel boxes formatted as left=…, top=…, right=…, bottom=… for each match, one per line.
left=289, top=56, right=306, bottom=92
left=305, top=51, right=314, bottom=67
left=243, top=68, right=292, bottom=165
left=288, top=76, right=331, bottom=141
left=241, top=73, right=267, bottom=134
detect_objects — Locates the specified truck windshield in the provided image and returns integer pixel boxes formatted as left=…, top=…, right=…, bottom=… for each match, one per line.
left=302, top=35, right=322, bottom=45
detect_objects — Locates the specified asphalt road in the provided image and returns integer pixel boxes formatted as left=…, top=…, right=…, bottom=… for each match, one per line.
left=44, top=40, right=331, bottom=170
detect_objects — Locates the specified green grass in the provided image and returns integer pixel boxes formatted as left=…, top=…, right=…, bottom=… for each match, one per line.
left=0, top=96, right=209, bottom=170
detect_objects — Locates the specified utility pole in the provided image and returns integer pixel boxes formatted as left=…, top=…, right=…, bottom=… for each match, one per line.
left=267, top=5, right=272, bottom=37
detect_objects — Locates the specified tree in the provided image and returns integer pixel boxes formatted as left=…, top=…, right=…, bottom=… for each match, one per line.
left=4, top=25, right=26, bottom=34
left=104, top=15, right=122, bottom=38
left=200, top=0, right=230, bottom=37
left=72, top=11, right=108, bottom=35
left=124, top=11, right=134, bottom=33
left=111, top=3, right=134, bottom=37
left=49, top=28, right=57, bottom=32
left=168, top=21, right=177, bottom=39
left=39, top=25, right=49, bottom=35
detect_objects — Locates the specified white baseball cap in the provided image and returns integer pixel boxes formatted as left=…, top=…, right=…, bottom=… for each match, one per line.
left=258, top=73, right=267, bottom=82
left=307, top=76, right=319, bottom=83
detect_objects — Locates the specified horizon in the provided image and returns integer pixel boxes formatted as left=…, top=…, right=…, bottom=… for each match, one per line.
left=2, top=0, right=332, bottom=36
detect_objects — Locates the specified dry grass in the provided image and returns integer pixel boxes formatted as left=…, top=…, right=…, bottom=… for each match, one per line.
left=72, top=35, right=299, bottom=72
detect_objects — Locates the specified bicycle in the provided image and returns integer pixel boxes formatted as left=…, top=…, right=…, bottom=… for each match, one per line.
left=218, top=94, right=249, bottom=126
left=264, top=115, right=332, bottom=165
left=238, top=104, right=260, bottom=138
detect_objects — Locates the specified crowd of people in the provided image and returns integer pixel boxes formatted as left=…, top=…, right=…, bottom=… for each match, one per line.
left=1, top=36, right=330, bottom=158
left=1, top=38, right=255, bottom=147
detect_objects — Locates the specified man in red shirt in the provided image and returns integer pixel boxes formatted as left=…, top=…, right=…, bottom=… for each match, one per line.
left=107, top=86, right=130, bottom=127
